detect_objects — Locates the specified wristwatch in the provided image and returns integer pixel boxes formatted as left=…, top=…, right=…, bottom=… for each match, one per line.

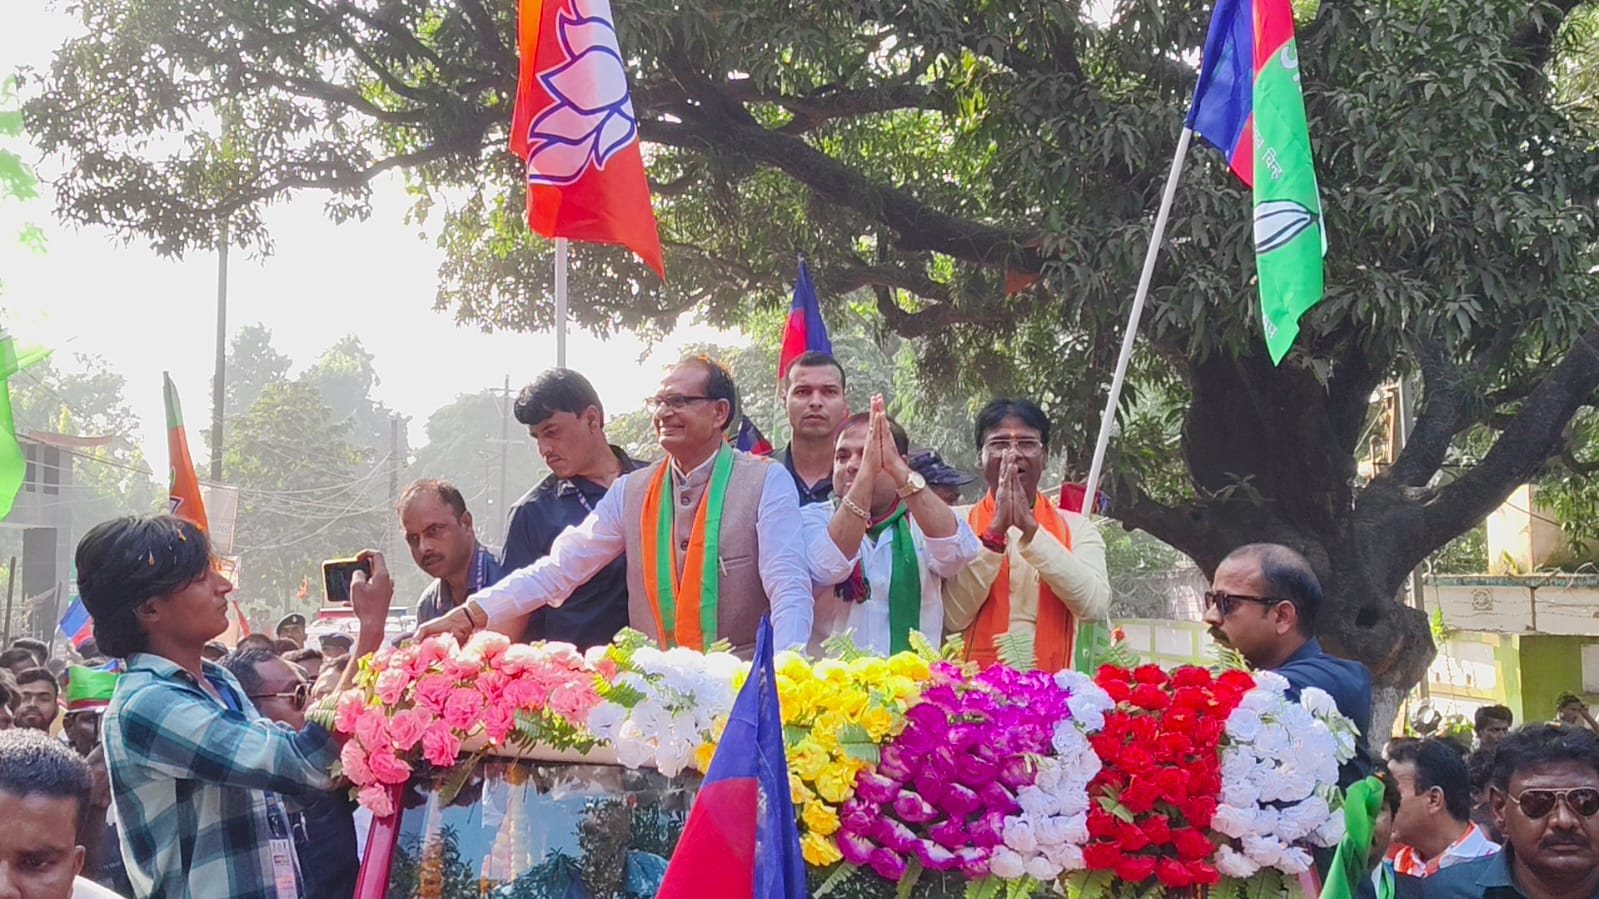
left=895, top=471, right=927, bottom=498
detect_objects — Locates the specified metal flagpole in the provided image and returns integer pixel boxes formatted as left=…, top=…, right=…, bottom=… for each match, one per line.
left=1078, top=127, right=1195, bottom=515
left=554, top=237, right=569, bottom=368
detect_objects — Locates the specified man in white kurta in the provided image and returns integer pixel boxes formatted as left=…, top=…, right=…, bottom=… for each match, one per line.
left=803, top=399, right=979, bottom=656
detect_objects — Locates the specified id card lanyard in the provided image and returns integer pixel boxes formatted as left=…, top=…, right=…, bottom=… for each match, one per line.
left=209, top=671, right=304, bottom=899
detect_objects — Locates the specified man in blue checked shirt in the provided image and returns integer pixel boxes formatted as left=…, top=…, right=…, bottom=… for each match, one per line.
left=75, top=515, right=394, bottom=899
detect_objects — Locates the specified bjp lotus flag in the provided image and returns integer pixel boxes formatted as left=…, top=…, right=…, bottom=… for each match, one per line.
left=510, top=0, right=665, bottom=279
left=163, top=373, right=209, bottom=533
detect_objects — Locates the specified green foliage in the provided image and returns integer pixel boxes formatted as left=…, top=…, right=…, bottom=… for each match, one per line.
left=406, top=387, right=549, bottom=533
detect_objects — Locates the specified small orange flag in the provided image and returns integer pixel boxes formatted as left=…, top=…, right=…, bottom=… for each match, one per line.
left=163, top=372, right=210, bottom=534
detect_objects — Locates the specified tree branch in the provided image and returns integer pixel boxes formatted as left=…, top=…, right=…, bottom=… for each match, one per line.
left=1420, top=327, right=1599, bottom=549
left=1383, top=340, right=1473, bottom=487
left=1509, top=0, right=1585, bottom=85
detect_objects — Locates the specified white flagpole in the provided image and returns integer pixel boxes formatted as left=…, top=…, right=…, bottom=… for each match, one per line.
left=554, top=237, right=569, bottom=368
left=1078, top=127, right=1195, bottom=515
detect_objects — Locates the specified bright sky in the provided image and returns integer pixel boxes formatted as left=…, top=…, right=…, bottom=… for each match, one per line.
left=1, top=7, right=740, bottom=478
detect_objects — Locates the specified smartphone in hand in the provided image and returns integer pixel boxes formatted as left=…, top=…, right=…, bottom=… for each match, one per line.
left=322, top=557, right=373, bottom=605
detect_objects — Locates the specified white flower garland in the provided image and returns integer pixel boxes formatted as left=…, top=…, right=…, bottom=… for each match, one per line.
left=989, top=670, right=1115, bottom=881
left=584, top=645, right=743, bottom=776
left=1210, top=675, right=1356, bottom=877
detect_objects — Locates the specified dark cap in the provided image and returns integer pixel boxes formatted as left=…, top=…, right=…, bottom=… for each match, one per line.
left=276, top=613, right=306, bottom=632
left=319, top=632, right=354, bottom=647
left=909, top=450, right=977, bottom=487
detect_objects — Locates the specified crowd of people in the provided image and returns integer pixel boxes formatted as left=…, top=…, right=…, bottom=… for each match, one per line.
left=0, top=352, right=1596, bottom=899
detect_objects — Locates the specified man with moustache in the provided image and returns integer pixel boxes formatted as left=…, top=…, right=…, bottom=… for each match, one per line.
left=1203, top=542, right=1373, bottom=785
left=1423, top=724, right=1599, bottom=899
left=400, top=479, right=503, bottom=624
left=804, top=398, right=979, bottom=656
left=500, top=368, right=643, bottom=647
left=419, top=355, right=812, bottom=657
left=942, top=398, right=1111, bottom=673
left=13, top=667, right=61, bottom=733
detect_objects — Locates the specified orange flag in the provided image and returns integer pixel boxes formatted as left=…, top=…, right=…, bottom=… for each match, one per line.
left=163, top=372, right=210, bottom=533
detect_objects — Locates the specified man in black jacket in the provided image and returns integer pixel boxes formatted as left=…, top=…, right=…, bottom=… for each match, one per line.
left=501, top=368, right=642, bottom=648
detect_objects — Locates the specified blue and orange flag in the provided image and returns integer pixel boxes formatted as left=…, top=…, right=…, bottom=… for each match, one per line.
left=777, top=257, right=832, bottom=383
left=656, top=618, right=806, bottom=899
left=510, top=0, right=665, bottom=279
left=1187, top=0, right=1325, bottom=364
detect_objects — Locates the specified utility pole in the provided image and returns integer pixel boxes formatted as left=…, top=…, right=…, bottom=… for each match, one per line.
left=211, top=222, right=228, bottom=482
left=497, top=375, right=510, bottom=543
left=389, top=415, right=403, bottom=562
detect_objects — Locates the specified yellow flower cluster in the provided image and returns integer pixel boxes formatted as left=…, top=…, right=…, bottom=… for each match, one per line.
left=769, top=651, right=931, bottom=866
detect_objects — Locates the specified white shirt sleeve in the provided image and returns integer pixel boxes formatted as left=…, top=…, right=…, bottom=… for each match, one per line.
left=924, top=517, right=982, bottom=579
left=802, top=502, right=857, bottom=587
left=756, top=463, right=815, bottom=651
left=470, top=472, right=632, bottom=633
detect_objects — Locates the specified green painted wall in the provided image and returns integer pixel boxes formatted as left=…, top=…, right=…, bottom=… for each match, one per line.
left=1515, top=634, right=1594, bottom=724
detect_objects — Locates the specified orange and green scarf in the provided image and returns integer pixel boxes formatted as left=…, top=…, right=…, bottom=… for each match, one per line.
left=965, top=492, right=1075, bottom=672
left=639, top=445, right=735, bottom=650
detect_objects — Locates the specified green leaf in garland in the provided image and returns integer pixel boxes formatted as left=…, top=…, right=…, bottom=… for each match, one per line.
left=1213, top=643, right=1252, bottom=673
left=906, top=629, right=940, bottom=662
left=1096, top=793, right=1136, bottom=824
left=813, top=862, right=858, bottom=898
left=783, top=723, right=809, bottom=748
left=436, top=749, right=486, bottom=806
left=994, top=630, right=1037, bottom=672
left=822, top=631, right=870, bottom=662
left=940, top=632, right=967, bottom=662
left=705, top=637, right=735, bottom=655
left=836, top=722, right=881, bottom=765
left=894, top=857, right=924, bottom=899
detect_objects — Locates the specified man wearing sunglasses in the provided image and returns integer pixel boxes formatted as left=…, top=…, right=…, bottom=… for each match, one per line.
left=1423, top=724, right=1599, bottom=899
left=1388, top=740, right=1499, bottom=877
left=1203, top=543, right=1373, bottom=785
left=223, top=649, right=358, bottom=899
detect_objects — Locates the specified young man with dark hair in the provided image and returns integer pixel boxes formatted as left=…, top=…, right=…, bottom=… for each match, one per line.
left=14, top=666, right=61, bottom=732
left=75, top=514, right=392, bottom=899
left=1423, top=725, right=1599, bottom=899
left=943, top=398, right=1110, bottom=673
left=421, top=356, right=813, bottom=657
left=502, top=367, right=642, bottom=647
left=780, top=351, right=849, bottom=506
left=1387, top=739, right=1499, bottom=876
left=1475, top=705, right=1514, bottom=750
left=1204, top=541, right=1373, bottom=784
left=399, top=478, right=504, bottom=624
left=0, top=728, right=123, bottom=898
left=804, top=398, right=979, bottom=655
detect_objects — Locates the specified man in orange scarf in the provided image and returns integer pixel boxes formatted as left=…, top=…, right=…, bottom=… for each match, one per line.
left=942, top=398, right=1110, bottom=672
left=417, top=357, right=812, bottom=658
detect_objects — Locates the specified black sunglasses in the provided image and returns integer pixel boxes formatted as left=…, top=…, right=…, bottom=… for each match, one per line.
left=1501, top=787, right=1599, bottom=819
left=1204, top=590, right=1289, bottom=617
left=249, top=682, right=311, bottom=711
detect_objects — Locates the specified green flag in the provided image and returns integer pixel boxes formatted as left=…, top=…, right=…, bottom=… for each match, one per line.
left=0, top=334, right=51, bottom=520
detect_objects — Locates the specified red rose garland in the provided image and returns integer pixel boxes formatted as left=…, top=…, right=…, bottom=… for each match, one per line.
left=1082, top=665, right=1257, bottom=888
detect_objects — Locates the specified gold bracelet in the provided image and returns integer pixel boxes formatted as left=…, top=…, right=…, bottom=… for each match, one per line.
left=841, top=496, right=872, bottom=521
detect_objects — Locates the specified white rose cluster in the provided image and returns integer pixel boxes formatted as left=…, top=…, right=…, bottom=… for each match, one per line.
left=584, top=645, right=744, bottom=776
left=1210, top=678, right=1356, bottom=877
left=989, top=672, right=1115, bottom=881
